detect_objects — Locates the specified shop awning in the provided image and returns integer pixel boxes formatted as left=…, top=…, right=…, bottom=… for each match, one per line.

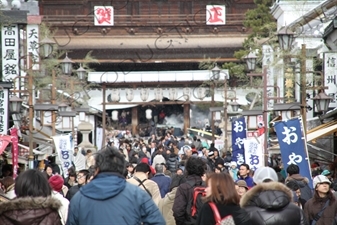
left=307, top=123, right=337, bottom=142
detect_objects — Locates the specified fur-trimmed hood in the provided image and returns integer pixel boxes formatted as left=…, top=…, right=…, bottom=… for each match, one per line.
left=0, top=196, right=61, bottom=214
left=240, top=182, right=293, bottom=209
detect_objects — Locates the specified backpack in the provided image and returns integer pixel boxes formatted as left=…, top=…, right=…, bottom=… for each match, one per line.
left=209, top=202, right=236, bottom=225
left=186, top=180, right=206, bottom=224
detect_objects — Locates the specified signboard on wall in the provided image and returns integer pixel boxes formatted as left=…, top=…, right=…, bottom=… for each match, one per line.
left=206, top=5, right=226, bottom=25
left=94, top=6, right=114, bottom=26
left=1, top=24, right=19, bottom=82
left=324, top=52, right=337, bottom=108
left=0, top=88, right=9, bottom=134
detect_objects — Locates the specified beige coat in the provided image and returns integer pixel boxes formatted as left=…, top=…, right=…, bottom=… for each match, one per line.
left=158, top=187, right=177, bottom=225
left=127, top=172, right=161, bottom=205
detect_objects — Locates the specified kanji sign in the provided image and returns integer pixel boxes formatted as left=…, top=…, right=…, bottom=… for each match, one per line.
left=2, top=24, right=19, bottom=82
left=324, top=52, right=337, bottom=108
left=27, top=24, right=39, bottom=70
left=244, top=135, right=264, bottom=171
left=274, top=118, right=312, bottom=188
left=0, top=89, right=9, bottom=134
left=53, top=134, right=73, bottom=178
left=231, top=117, right=246, bottom=166
left=206, top=5, right=226, bottom=25
left=94, top=6, right=114, bottom=26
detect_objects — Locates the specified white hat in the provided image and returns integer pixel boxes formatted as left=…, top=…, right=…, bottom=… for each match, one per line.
left=253, top=167, right=278, bottom=184
left=313, top=175, right=331, bottom=188
left=230, top=161, right=237, bottom=167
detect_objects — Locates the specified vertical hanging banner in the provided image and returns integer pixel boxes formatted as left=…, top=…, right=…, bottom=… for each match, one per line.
left=53, top=134, right=73, bottom=178
left=231, top=117, right=246, bottom=166
left=243, top=135, right=264, bottom=171
left=0, top=88, right=9, bottom=134
left=274, top=117, right=313, bottom=187
left=324, top=52, right=337, bottom=108
left=262, top=45, right=275, bottom=110
left=26, top=24, right=39, bottom=70
left=96, top=127, right=103, bottom=151
left=1, top=24, right=19, bottom=83
left=10, top=128, right=19, bottom=179
left=0, top=135, right=11, bottom=154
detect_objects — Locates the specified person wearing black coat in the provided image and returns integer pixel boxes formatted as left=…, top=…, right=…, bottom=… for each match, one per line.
left=240, top=167, right=307, bottom=225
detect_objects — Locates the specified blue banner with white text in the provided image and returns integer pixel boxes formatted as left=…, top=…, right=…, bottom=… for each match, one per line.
left=274, top=118, right=313, bottom=188
left=231, top=117, right=246, bottom=167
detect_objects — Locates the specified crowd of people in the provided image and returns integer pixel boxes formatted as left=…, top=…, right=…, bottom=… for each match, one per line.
left=0, top=132, right=337, bottom=225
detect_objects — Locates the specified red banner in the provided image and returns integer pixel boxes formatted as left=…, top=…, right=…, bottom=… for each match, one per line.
left=0, top=135, right=11, bottom=155
left=10, top=128, right=19, bottom=179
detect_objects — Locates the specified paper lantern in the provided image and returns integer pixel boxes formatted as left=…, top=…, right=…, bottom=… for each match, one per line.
left=140, top=88, right=149, bottom=102
left=145, top=109, right=152, bottom=120
left=169, top=88, right=178, bottom=100
left=126, top=89, right=134, bottom=101
left=111, top=110, right=118, bottom=121
left=155, top=88, right=163, bottom=101
left=197, top=87, right=206, bottom=100
left=111, top=89, right=120, bottom=102
left=183, top=87, right=190, bottom=101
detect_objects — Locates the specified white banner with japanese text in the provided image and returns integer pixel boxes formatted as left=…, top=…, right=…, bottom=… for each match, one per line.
left=324, top=52, right=337, bottom=108
left=243, top=135, right=264, bottom=171
left=26, top=24, right=39, bottom=70
left=2, top=24, right=19, bottom=86
left=0, top=88, right=9, bottom=134
left=53, top=134, right=73, bottom=178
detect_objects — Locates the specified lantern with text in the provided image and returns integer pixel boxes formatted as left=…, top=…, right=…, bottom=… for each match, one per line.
left=140, top=88, right=149, bottom=102
left=155, top=88, right=163, bottom=101
left=169, top=88, right=178, bottom=100
left=111, top=89, right=120, bottom=102
left=126, top=89, right=134, bottom=101
left=183, top=87, right=190, bottom=101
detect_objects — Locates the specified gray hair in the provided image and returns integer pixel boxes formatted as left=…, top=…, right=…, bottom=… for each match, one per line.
left=155, top=164, right=164, bottom=173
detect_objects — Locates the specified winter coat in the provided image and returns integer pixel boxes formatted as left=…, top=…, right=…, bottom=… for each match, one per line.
left=285, top=174, right=313, bottom=201
left=158, top=187, right=178, bottom=225
left=127, top=172, right=162, bottom=205
left=304, top=193, right=337, bottom=225
left=51, top=191, right=69, bottom=225
left=151, top=173, right=172, bottom=198
left=196, top=202, right=251, bottom=225
left=240, top=181, right=308, bottom=225
left=66, top=184, right=82, bottom=201
left=173, top=174, right=203, bottom=225
left=66, top=172, right=165, bottom=225
left=167, top=154, right=179, bottom=173
left=0, top=196, right=62, bottom=225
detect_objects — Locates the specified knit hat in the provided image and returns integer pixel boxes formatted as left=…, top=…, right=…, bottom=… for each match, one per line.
left=49, top=175, right=64, bottom=192
left=313, top=175, right=331, bottom=188
left=236, top=180, right=248, bottom=189
left=321, top=170, right=331, bottom=176
left=230, top=161, right=237, bottom=167
left=253, top=167, right=278, bottom=184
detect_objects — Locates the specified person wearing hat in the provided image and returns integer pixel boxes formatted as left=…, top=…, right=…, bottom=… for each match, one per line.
left=304, top=175, right=337, bottom=225
left=229, top=161, right=238, bottom=181
left=240, top=167, right=307, bottom=225
left=236, top=180, right=248, bottom=198
left=49, top=175, right=69, bottom=225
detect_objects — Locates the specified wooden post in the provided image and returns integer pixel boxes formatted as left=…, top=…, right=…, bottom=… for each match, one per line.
left=301, top=44, right=307, bottom=135
left=183, top=104, right=190, bottom=135
left=211, top=83, right=215, bottom=142
left=51, top=70, right=56, bottom=136
left=131, top=106, right=138, bottom=135
left=102, top=84, right=106, bottom=148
